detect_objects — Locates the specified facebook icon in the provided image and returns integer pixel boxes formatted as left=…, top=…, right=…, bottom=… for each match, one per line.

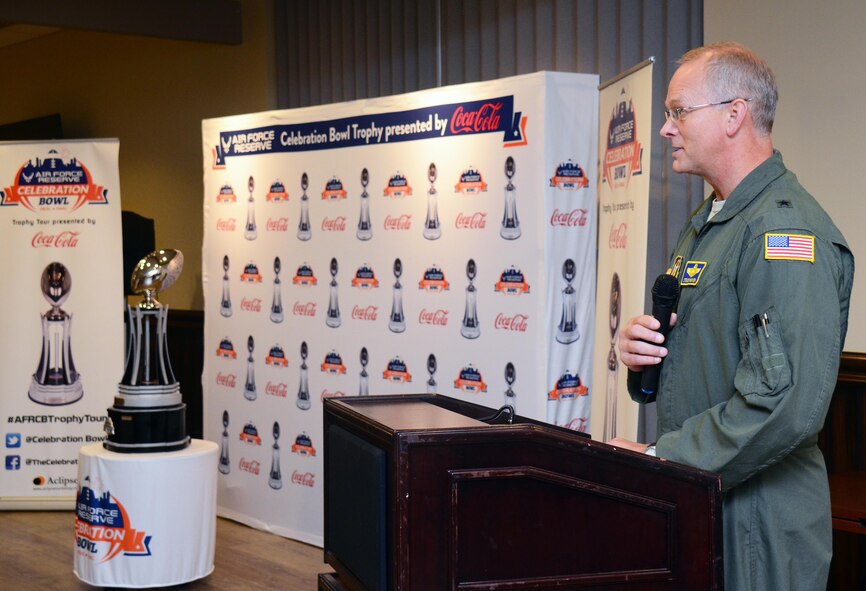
left=5, top=455, right=21, bottom=470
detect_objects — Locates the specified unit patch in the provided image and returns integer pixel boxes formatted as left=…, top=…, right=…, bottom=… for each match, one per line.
left=765, top=233, right=814, bottom=262
left=680, top=261, right=707, bottom=287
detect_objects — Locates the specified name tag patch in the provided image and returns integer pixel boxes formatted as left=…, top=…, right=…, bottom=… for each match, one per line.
left=764, top=233, right=814, bottom=262
left=680, top=261, right=707, bottom=287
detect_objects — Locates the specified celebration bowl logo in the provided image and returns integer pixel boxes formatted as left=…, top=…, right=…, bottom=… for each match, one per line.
left=75, top=477, right=152, bottom=562
left=216, top=337, right=238, bottom=359
left=266, top=179, right=289, bottom=202
left=454, top=167, right=488, bottom=194
left=217, top=184, right=237, bottom=203
left=291, top=432, right=316, bottom=456
left=321, top=176, right=347, bottom=200
left=383, top=357, right=412, bottom=383
left=419, top=265, right=449, bottom=291
left=454, top=365, right=487, bottom=393
left=494, top=266, right=530, bottom=295
left=351, top=264, right=379, bottom=289
left=265, top=344, right=288, bottom=367
left=548, top=371, right=588, bottom=400
left=550, top=159, right=589, bottom=190
left=240, top=262, right=262, bottom=283
left=2, top=150, right=109, bottom=213
left=293, top=263, right=317, bottom=286
left=320, top=350, right=347, bottom=375
left=240, top=421, right=262, bottom=445
left=383, top=172, right=412, bottom=198
left=603, top=86, right=643, bottom=189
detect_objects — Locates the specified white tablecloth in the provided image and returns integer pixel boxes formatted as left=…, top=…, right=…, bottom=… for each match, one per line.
left=73, top=439, right=218, bottom=588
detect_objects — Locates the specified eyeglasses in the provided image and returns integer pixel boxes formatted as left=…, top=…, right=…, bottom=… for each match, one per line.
left=663, top=98, right=751, bottom=122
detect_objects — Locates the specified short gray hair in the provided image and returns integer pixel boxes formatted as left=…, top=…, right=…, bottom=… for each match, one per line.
left=679, top=42, right=778, bottom=135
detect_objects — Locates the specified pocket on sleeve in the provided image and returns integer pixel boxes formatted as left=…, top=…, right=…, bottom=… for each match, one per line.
left=735, top=306, right=792, bottom=398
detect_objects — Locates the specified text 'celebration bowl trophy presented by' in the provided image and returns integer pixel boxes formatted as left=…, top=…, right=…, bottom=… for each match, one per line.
left=103, top=249, right=190, bottom=453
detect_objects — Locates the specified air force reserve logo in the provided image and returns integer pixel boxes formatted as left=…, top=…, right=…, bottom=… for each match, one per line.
left=75, top=477, right=152, bottom=563
left=1, top=150, right=108, bottom=212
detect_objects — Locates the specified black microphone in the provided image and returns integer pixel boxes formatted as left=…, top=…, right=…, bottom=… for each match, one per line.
left=640, top=273, right=680, bottom=398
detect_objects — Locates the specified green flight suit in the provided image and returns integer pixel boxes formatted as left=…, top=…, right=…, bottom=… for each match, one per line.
left=628, top=151, right=854, bottom=590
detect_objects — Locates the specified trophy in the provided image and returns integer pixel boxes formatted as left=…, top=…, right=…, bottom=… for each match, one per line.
left=356, top=167, right=373, bottom=241
left=426, top=353, right=438, bottom=394
left=104, top=249, right=190, bottom=452
left=603, top=273, right=622, bottom=441
left=556, top=258, right=580, bottom=344
left=388, top=258, right=406, bottom=333
left=218, top=410, right=231, bottom=474
left=423, top=162, right=441, bottom=240
left=28, top=262, right=83, bottom=405
left=268, top=421, right=282, bottom=490
left=298, top=172, right=312, bottom=241
left=325, top=257, right=341, bottom=328
left=500, top=156, right=521, bottom=240
left=244, top=175, right=257, bottom=240
left=297, top=341, right=311, bottom=410
left=504, top=362, right=517, bottom=411
left=243, top=335, right=257, bottom=401
left=359, top=347, right=370, bottom=396
left=220, top=255, right=232, bottom=317
left=460, top=259, right=480, bottom=339
left=270, top=256, right=284, bottom=323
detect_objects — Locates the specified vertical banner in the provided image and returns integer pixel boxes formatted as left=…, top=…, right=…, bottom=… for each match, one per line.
left=202, top=72, right=598, bottom=544
left=590, top=60, right=654, bottom=442
left=0, top=139, right=124, bottom=506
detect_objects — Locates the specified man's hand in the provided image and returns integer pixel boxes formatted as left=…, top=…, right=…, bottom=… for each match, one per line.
left=617, top=313, right=677, bottom=372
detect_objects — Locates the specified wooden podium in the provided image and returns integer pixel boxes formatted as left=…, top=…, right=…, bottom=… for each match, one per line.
left=320, top=395, right=723, bottom=590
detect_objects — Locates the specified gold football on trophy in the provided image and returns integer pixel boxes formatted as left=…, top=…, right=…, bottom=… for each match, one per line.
left=130, top=249, right=184, bottom=306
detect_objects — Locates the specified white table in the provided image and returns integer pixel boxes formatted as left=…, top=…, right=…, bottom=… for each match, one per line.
left=73, top=439, right=218, bottom=588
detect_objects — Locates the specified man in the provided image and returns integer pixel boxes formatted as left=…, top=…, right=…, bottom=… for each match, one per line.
left=614, top=42, right=854, bottom=590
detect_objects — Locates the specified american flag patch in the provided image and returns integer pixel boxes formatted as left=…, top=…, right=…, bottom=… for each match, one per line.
left=764, top=233, right=815, bottom=262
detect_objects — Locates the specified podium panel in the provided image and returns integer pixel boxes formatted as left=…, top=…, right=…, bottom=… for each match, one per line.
left=322, top=395, right=723, bottom=590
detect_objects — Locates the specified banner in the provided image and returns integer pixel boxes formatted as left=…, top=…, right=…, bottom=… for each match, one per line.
left=0, top=139, right=124, bottom=506
left=590, top=60, right=654, bottom=441
left=202, top=72, right=598, bottom=544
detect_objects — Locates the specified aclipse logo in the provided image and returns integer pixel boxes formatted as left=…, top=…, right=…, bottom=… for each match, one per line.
left=609, top=222, right=628, bottom=249
left=216, top=373, right=237, bottom=388
left=292, top=301, right=317, bottom=317
left=240, top=297, right=262, bottom=312
left=216, top=218, right=236, bottom=231
left=418, top=309, right=448, bottom=326
left=32, top=231, right=80, bottom=248
left=266, top=217, right=288, bottom=232
left=351, top=305, right=378, bottom=321
left=265, top=382, right=287, bottom=398
left=321, top=216, right=346, bottom=232
left=450, top=102, right=502, bottom=134
left=494, top=312, right=529, bottom=332
left=291, top=470, right=316, bottom=487
left=238, top=458, right=260, bottom=475
left=384, top=214, right=412, bottom=230
left=455, top=212, right=487, bottom=230
left=550, top=208, right=588, bottom=228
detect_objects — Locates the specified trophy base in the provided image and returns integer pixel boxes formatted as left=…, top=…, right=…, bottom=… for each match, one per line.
left=29, top=378, right=83, bottom=406
left=104, top=403, right=190, bottom=454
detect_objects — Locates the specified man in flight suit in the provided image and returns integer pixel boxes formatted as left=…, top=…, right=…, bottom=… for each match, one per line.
left=613, top=42, right=854, bottom=590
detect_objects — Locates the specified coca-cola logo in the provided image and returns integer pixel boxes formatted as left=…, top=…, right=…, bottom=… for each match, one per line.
left=550, top=208, right=589, bottom=228
left=240, top=297, right=262, bottom=312
left=266, top=217, right=289, bottom=232
left=455, top=211, right=487, bottom=230
left=31, top=231, right=80, bottom=248
left=384, top=214, right=412, bottom=230
left=291, top=470, right=316, bottom=487
left=320, top=390, right=346, bottom=401
left=494, top=312, right=529, bottom=332
left=450, top=102, right=502, bottom=134
left=321, top=216, right=347, bottom=232
left=216, top=373, right=237, bottom=388
left=351, top=305, right=378, bottom=321
left=238, top=458, right=260, bottom=475
left=292, top=301, right=317, bottom=317
left=418, top=309, right=449, bottom=326
left=609, top=222, right=628, bottom=249
left=216, top=218, right=237, bottom=231
left=265, top=382, right=287, bottom=397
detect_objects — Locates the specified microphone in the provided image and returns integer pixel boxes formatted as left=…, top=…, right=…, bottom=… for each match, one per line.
left=640, top=273, right=680, bottom=398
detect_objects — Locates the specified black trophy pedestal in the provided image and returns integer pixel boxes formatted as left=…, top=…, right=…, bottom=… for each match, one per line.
left=104, top=403, right=190, bottom=453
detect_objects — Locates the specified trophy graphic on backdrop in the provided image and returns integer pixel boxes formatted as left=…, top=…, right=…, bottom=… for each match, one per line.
left=297, top=341, right=311, bottom=410
left=218, top=410, right=231, bottom=474
left=29, top=262, right=83, bottom=405
left=426, top=353, right=438, bottom=394
left=556, top=258, right=580, bottom=344
left=461, top=258, right=480, bottom=339
left=356, top=167, right=372, bottom=241
left=326, top=257, right=341, bottom=328
left=504, top=362, right=517, bottom=411
left=220, top=255, right=232, bottom=317
left=270, top=256, right=284, bottom=323
left=389, top=258, right=406, bottom=333
left=423, top=162, right=441, bottom=240
left=268, top=421, right=282, bottom=490
left=500, top=156, right=521, bottom=240
left=603, top=273, right=622, bottom=441
left=298, top=172, right=312, bottom=241
left=243, top=335, right=257, bottom=401
left=359, top=347, right=370, bottom=396
left=103, top=249, right=190, bottom=452
left=244, top=175, right=257, bottom=240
